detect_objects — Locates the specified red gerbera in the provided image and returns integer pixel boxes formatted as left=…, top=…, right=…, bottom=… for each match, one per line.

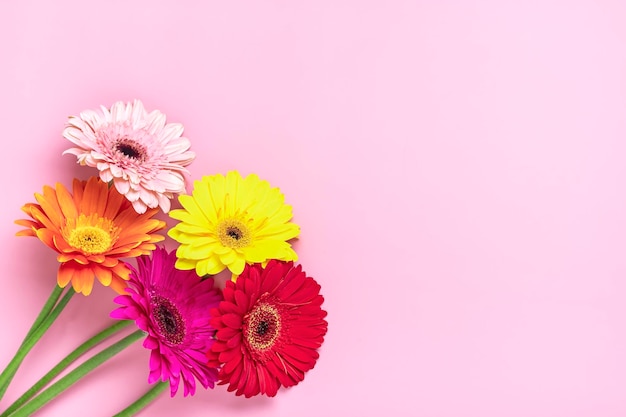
left=207, top=260, right=328, bottom=397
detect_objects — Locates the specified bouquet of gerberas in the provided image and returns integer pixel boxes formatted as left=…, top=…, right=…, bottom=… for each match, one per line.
left=0, top=100, right=328, bottom=416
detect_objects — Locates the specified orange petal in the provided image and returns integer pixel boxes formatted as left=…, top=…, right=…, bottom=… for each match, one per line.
left=103, top=186, right=125, bottom=219
left=30, top=206, right=61, bottom=233
left=71, top=276, right=83, bottom=293
left=94, top=265, right=113, bottom=286
left=80, top=177, right=108, bottom=215
left=57, top=264, right=74, bottom=288
left=35, top=186, right=63, bottom=226
left=111, top=263, right=131, bottom=281
left=72, top=178, right=86, bottom=207
left=16, top=229, right=36, bottom=237
left=87, top=254, right=106, bottom=263
left=53, top=235, right=76, bottom=253
left=73, top=267, right=95, bottom=295
left=55, top=182, right=78, bottom=220
left=35, top=229, right=58, bottom=251
left=101, top=257, right=119, bottom=268
left=79, top=270, right=95, bottom=296
left=57, top=253, right=88, bottom=264
left=15, top=219, right=39, bottom=229
left=109, top=276, right=129, bottom=294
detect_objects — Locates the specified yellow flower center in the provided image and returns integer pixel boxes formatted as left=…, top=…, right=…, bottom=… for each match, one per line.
left=63, top=214, right=119, bottom=255
left=244, top=303, right=282, bottom=351
left=68, top=227, right=112, bottom=254
left=217, top=219, right=251, bottom=249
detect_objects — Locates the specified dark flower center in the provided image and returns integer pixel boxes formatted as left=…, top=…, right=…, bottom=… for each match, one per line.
left=227, top=227, right=242, bottom=240
left=157, top=305, right=177, bottom=333
left=217, top=219, right=251, bottom=249
left=151, top=295, right=186, bottom=345
left=114, top=138, right=147, bottom=161
left=256, top=320, right=269, bottom=336
left=244, top=303, right=281, bottom=351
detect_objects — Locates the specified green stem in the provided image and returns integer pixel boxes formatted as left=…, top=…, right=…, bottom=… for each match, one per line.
left=9, top=330, right=144, bottom=417
left=1, top=320, right=133, bottom=417
left=0, top=288, right=75, bottom=401
left=112, top=381, right=168, bottom=417
left=23, top=285, right=64, bottom=343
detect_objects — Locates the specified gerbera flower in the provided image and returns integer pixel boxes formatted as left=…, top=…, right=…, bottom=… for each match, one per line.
left=110, top=247, right=222, bottom=397
left=207, top=260, right=327, bottom=397
left=168, top=171, right=300, bottom=278
left=15, top=177, right=166, bottom=295
left=62, top=99, right=195, bottom=214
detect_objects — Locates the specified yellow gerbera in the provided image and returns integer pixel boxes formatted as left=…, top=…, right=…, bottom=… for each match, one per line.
left=15, top=177, right=166, bottom=295
left=168, top=171, right=300, bottom=277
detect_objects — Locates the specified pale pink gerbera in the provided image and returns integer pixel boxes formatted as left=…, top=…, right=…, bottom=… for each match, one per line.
left=63, top=99, right=195, bottom=214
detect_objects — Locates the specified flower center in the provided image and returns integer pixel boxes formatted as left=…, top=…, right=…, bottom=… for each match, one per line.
left=227, top=227, right=242, bottom=240
left=244, top=303, right=281, bottom=351
left=217, top=219, right=251, bottom=249
left=114, top=138, right=147, bottom=161
left=256, top=320, right=269, bottom=335
left=68, top=227, right=112, bottom=255
left=63, top=214, right=118, bottom=255
left=151, top=295, right=186, bottom=345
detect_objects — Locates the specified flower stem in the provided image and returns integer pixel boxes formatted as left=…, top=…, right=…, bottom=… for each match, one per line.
left=112, top=381, right=168, bottom=417
left=0, top=320, right=133, bottom=417
left=8, top=330, right=144, bottom=417
left=23, top=285, right=64, bottom=343
left=0, top=287, right=75, bottom=401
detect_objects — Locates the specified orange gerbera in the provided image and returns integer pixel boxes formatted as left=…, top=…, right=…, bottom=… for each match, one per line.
left=15, top=177, right=166, bottom=295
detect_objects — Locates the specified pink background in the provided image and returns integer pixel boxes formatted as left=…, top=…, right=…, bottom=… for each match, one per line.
left=2, top=1, right=626, bottom=416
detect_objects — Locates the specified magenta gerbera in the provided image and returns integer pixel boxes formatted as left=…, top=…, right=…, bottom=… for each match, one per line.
left=63, top=99, right=195, bottom=214
left=111, top=247, right=222, bottom=396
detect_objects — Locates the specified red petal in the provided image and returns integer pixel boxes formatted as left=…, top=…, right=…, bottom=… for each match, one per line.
left=221, top=313, right=242, bottom=329
left=216, top=326, right=239, bottom=341
left=234, top=289, right=249, bottom=312
left=283, top=345, right=319, bottom=364
left=210, top=340, right=229, bottom=353
left=227, top=332, right=242, bottom=348
left=218, top=300, right=243, bottom=315
left=290, top=336, right=325, bottom=349
left=223, top=350, right=243, bottom=374
left=243, top=363, right=260, bottom=398
left=265, top=357, right=295, bottom=387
